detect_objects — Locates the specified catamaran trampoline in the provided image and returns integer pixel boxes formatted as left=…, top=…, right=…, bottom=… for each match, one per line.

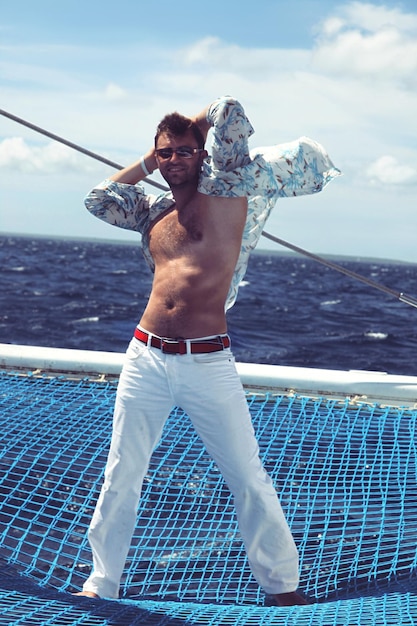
left=1, top=343, right=417, bottom=625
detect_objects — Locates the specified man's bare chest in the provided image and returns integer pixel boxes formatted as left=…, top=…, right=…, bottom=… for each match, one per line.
left=149, top=207, right=204, bottom=258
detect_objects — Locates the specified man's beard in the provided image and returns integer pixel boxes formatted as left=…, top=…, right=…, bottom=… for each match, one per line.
left=162, top=168, right=200, bottom=189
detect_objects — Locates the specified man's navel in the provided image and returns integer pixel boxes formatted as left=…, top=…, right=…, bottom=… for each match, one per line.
left=164, top=297, right=176, bottom=310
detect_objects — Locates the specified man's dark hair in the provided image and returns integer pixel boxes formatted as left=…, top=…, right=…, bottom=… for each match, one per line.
left=155, top=112, right=205, bottom=149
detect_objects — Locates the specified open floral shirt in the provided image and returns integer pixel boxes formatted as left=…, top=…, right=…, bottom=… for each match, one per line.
left=85, top=96, right=341, bottom=310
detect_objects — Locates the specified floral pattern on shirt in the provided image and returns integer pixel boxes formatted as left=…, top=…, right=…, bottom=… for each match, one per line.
left=85, top=97, right=341, bottom=310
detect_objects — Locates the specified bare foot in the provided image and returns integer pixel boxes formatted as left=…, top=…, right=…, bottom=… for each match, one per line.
left=269, top=591, right=310, bottom=606
left=73, top=591, right=100, bottom=599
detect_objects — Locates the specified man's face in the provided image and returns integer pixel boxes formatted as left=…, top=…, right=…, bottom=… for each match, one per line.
left=155, top=131, right=205, bottom=189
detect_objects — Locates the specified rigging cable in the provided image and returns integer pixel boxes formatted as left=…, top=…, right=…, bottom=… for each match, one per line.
left=2, top=107, right=417, bottom=309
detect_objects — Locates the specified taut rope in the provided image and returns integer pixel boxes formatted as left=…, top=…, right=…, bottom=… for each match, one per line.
left=2, top=107, right=416, bottom=308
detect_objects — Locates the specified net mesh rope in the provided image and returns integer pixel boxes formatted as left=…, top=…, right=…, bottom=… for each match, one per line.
left=0, top=370, right=416, bottom=625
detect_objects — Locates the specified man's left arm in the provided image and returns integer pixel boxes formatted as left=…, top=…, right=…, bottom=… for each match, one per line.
left=201, top=96, right=254, bottom=172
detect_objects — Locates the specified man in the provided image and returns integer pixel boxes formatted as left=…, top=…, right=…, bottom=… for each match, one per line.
left=78, top=96, right=340, bottom=606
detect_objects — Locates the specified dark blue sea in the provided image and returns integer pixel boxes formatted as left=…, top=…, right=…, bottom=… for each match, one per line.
left=2, top=234, right=417, bottom=376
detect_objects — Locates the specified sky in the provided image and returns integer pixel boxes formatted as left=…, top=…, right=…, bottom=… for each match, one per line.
left=1, top=0, right=417, bottom=263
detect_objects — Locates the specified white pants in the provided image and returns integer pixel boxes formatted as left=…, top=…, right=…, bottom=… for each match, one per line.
left=83, top=336, right=299, bottom=599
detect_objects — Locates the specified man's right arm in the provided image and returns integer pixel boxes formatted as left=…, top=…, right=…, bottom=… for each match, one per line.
left=84, top=148, right=159, bottom=234
left=109, top=148, right=157, bottom=184
left=190, top=106, right=211, bottom=144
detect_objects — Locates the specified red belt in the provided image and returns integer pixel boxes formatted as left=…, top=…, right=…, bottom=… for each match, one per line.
left=134, top=328, right=230, bottom=355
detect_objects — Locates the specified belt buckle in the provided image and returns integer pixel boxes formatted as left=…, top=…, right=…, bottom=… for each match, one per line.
left=161, top=338, right=187, bottom=355
left=211, top=335, right=226, bottom=350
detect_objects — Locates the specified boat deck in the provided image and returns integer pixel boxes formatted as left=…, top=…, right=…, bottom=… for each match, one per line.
left=1, top=345, right=417, bottom=625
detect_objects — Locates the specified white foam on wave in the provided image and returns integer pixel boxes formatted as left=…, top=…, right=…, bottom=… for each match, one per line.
left=73, top=316, right=100, bottom=324
left=364, top=331, right=388, bottom=340
left=320, top=299, right=342, bottom=306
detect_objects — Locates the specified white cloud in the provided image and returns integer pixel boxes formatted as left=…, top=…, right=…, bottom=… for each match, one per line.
left=365, top=155, right=417, bottom=185
left=313, top=1, right=417, bottom=87
left=179, top=36, right=307, bottom=75
left=0, top=137, right=99, bottom=174
left=341, top=1, right=417, bottom=32
left=104, top=82, right=127, bottom=100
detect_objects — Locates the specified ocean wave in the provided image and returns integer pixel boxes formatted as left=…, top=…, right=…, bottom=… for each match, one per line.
left=2, top=236, right=417, bottom=375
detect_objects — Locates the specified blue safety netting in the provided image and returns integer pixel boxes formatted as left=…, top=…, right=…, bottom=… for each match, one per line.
left=0, top=370, right=416, bottom=625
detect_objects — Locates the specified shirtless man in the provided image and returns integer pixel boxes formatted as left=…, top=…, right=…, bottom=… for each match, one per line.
left=139, top=114, right=245, bottom=340
left=77, top=96, right=339, bottom=605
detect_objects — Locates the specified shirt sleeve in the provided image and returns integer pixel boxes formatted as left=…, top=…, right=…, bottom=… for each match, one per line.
left=197, top=97, right=256, bottom=197
left=250, top=136, right=341, bottom=199
left=223, top=138, right=341, bottom=309
left=205, top=96, right=254, bottom=171
left=84, top=178, right=156, bottom=234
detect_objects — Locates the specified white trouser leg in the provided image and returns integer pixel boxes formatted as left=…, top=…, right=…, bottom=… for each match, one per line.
left=174, top=350, right=299, bottom=594
left=83, top=341, right=299, bottom=598
left=83, top=339, right=173, bottom=598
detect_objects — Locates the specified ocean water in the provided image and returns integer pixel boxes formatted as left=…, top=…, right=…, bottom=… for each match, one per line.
left=2, top=234, right=417, bottom=376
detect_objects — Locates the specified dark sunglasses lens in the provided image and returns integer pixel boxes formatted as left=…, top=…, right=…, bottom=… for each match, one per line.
left=156, top=147, right=198, bottom=159
left=176, top=148, right=194, bottom=158
left=157, top=149, right=174, bottom=159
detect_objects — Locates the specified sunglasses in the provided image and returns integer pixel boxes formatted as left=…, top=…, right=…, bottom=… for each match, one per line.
left=155, top=147, right=204, bottom=160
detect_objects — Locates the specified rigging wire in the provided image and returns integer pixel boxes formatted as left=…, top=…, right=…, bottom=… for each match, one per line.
left=2, top=107, right=417, bottom=309
left=0, top=108, right=167, bottom=191
left=261, top=231, right=417, bottom=309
